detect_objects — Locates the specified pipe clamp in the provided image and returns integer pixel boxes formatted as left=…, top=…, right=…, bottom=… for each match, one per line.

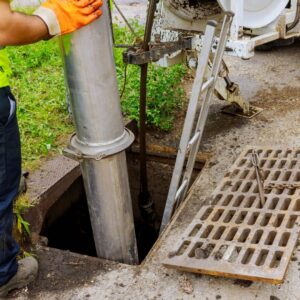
left=63, top=128, right=135, bottom=162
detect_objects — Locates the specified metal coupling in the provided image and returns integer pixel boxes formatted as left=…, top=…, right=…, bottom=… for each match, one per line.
left=64, top=128, right=135, bottom=162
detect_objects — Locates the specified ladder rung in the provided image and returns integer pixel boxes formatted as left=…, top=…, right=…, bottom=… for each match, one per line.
left=161, top=14, right=233, bottom=234
left=187, top=131, right=200, bottom=152
left=175, top=179, right=188, bottom=201
left=201, top=77, right=214, bottom=93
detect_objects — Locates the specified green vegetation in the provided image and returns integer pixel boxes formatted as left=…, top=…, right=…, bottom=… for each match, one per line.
left=13, top=194, right=32, bottom=236
left=13, top=193, right=33, bottom=256
left=8, top=40, right=73, bottom=170
left=7, top=22, right=186, bottom=170
left=114, top=23, right=187, bottom=130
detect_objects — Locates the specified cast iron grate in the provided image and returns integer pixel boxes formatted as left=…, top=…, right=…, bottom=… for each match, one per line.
left=163, top=147, right=300, bottom=283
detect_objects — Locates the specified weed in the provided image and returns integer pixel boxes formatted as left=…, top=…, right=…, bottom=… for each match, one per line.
left=13, top=193, right=32, bottom=237
left=13, top=193, right=36, bottom=257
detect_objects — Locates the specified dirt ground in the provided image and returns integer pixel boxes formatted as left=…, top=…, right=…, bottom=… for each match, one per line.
left=10, top=31, right=300, bottom=300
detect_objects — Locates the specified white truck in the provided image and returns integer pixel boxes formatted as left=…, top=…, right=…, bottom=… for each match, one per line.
left=157, top=0, right=300, bottom=59
left=148, top=0, right=300, bottom=116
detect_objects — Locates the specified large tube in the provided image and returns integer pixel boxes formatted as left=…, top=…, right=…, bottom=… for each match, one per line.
left=60, top=3, right=138, bottom=264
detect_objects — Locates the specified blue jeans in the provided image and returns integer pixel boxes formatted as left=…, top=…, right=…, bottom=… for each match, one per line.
left=0, top=87, right=20, bottom=285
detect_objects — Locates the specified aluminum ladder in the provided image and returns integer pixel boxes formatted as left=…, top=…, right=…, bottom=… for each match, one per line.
left=160, top=12, right=234, bottom=233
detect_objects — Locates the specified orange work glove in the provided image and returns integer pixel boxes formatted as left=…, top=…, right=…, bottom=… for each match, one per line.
left=33, top=0, right=103, bottom=36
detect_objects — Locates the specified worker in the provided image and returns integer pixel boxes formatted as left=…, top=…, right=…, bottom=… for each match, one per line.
left=0, top=0, right=102, bottom=296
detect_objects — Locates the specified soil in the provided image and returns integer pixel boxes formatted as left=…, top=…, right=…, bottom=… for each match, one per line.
left=195, top=247, right=206, bottom=259
left=215, top=245, right=228, bottom=261
left=8, top=247, right=120, bottom=299
left=252, top=86, right=300, bottom=116
left=233, top=279, right=253, bottom=288
left=194, top=244, right=215, bottom=259
left=270, top=296, right=280, bottom=300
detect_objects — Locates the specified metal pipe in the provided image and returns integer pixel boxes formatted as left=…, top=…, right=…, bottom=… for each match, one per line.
left=60, top=3, right=138, bottom=264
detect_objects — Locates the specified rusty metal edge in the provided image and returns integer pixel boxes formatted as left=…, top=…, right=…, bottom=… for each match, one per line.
left=161, top=262, right=284, bottom=284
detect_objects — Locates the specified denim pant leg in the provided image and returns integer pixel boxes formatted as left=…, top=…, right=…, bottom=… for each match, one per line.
left=0, top=88, right=21, bottom=286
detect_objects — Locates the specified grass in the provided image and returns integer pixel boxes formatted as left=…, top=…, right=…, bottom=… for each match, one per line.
left=8, top=40, right=73, bottom=170
left=114, top=22, right=187, bottom=130
left=7, top=20, right=186, bottom=171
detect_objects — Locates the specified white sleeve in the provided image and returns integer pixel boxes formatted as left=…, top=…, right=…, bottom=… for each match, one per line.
left=33, top=7, right=61, bottom=36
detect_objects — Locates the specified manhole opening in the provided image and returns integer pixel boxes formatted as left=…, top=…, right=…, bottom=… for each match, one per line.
left=40, top=149, right=204, bottom=263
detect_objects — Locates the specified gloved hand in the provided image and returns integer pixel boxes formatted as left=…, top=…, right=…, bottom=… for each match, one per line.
left=33, top=0, right=103, bottom=36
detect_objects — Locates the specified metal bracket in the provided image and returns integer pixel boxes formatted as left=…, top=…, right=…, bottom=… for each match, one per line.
left=221, top=104, right=263, bottom=119
left=63, top=144, right=106, bottom=162
left=63, top=129, right=135, bottom=162
left=123, top=37, right=192, bottom=65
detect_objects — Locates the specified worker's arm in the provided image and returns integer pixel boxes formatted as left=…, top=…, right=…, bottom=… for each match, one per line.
left=0, top=0, right=102, bottom=47
left=0, top=0, right=49, bottom=46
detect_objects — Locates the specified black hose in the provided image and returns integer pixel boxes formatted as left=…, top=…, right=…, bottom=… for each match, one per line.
left=139, top=0, right=158, bottom=228
left=287, top=0, right=300, bottom=31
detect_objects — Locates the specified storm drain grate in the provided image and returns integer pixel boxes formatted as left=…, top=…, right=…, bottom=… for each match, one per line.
left=163, top=147, right=300, bottom=284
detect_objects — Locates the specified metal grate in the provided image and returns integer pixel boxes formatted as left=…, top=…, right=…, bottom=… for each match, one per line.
left=163, top=147, right=300, bottom=284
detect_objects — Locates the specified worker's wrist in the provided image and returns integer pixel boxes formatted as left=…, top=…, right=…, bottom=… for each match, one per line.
left=33, top=7, right=60, bottom=36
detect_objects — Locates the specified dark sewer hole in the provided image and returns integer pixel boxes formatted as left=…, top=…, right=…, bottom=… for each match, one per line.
left=41, top=182, right=158, bottom=260
left=40, top=152, right=203, bottom=263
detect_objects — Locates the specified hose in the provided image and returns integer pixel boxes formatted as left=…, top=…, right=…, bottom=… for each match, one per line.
left=139, top=0, right=158, bottom=228
left=287, top=0, right=300, bottom=31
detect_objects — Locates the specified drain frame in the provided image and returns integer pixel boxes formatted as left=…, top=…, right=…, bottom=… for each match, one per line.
left=27, top=144, right=207, bottom=264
